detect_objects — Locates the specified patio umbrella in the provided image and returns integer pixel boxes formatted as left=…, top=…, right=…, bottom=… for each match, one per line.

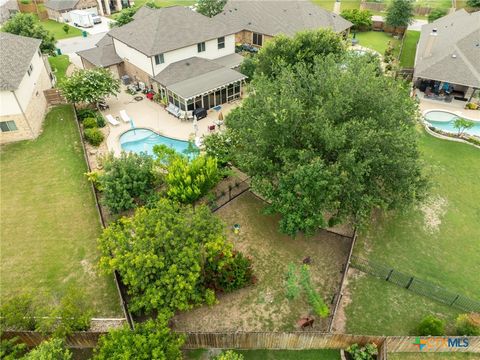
left=218, top=111, right=224, bottom=121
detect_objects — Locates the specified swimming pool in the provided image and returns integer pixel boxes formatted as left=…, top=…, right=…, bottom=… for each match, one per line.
left=120, top=128, right=196, bottom=157
left=424, top=110, right=480, bottom=137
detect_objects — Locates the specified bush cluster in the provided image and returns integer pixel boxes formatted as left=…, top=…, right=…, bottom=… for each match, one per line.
left=84, top=128, right=104, bottom=147
left=346, top=343, right=378, bottom=360
left=205, top=251, right=255, bottom=293
left=300, top=265, right=330, bottom=318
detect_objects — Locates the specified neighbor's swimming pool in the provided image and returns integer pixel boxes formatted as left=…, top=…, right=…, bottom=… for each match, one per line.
left=120, top=128, right=196, bottom=157
left=424, top=110, right=480, bottom=137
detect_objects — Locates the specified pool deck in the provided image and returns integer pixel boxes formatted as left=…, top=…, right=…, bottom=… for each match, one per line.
left=102, top=89, right=240, bottom=156
left=418, top=94, right=480, bottom=121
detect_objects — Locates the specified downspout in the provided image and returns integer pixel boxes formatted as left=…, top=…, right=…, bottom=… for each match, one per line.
left=12, top=90, right=35, bottom=138
left=150, top=56, right=155, bottom=89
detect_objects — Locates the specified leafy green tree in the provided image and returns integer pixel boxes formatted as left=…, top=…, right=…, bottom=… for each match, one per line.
left=110, top=7, right=137, bottom=27
left=239, top=56, right=257, bottom=80
left=340, top=9, right=373, bottom=30
left=453, top=118, right=475, bottom=136
left=346, top=343, right=378, bottom=360
left=0, top=337, right=27, bottom=360
left=98, top=200, right=235, bottom=313
left=203, top=131, right=237, bottom=167
left=93, top=315, right=184, bottom=360
left=23, top=338, right=72, bottom=360
left=97, top=152, right=156, bottom=213
left=62, top=24, right=70, bottom=34
left=416, top=315, right=446, bottom=336
left=60, top=68, right=120, bottom=105
left=0, top=294, right=37, bottom=331
left=255, top=29, right=346, bottom=79
left=385, top=0, right=414, bottom=30
left=3, top=13, right=56, bottom=54
left=427, top=8, right=447, bottom=23
left=215, top=350, right=245, bottom=360
left=226, top=55, right=426, bottom=235
left=467, top=0, right=480, bottom=8
left=196, top=0, right=226, bottom=17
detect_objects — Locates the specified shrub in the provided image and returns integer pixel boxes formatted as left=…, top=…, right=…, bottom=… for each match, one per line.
left=62, top=24, right=70, bottom=34
left=0, top=337, right=27, bottom=360
left=84, top=128, right=104, bottom=146
left=416, top=315, right=445, bottom=336
left=239, top=56, right=257, bottom=80
left=346, top=343, right=378, bottom=360
left=77, top=108, right=97, bottom=121
left=456, top=314, right=480, bottom=336
left=204, top=288, right=217, bottom=306
left=300, top=265, right=330, bottom=318
left=428, top=8, right=447, bottom=22
left=96, top=113, right=106, bottom=127
left=0, top=294, right=37, bottom=331
left=98, top=152, right=156, bottom=213
left=203, top=131, right=237, bottom=167
left=215, top=350, right=245, bottom=360
left=82, top=117, right=98, bottom=129
left=340, top=9, right=373, bottom=30
left=465, top=102, right=479, bottom=110
left=23, top=338, right=72, bottom=360
left=205, top=251, right=254, bottom=293
left=285, top=262, right=300, bottom=300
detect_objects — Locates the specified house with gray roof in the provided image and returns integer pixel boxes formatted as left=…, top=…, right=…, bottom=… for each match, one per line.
left=44, top=0, right=129, bottom=20
left=0, top=33, right=53, bottom=144
left=414, top=9, right=480, bottom=103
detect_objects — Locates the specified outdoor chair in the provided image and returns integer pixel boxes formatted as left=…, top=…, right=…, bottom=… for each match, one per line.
left=208, top=124, right=216, bottom=132
left=106, top=114, right=120, bottom=126
left=119, top=110, right=131, bottom=123
left=166, top=103, right=181, bottom=118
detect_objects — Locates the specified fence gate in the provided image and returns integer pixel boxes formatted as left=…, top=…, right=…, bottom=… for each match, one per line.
left=44, top=89, right=66, bottom=105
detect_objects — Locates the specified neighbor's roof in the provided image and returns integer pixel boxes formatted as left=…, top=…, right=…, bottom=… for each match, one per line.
left=0, top=33, right=41, bottom=91
left=108, top=6, right=235, bottom=56
left=95, top=33, right=114, bottom=47
left=77, top=44, right=123, bottom=67
left=44, top=0, right=79, bottom=11
left=214, top=0, right=352, bottom=37
left=211, top=53, right=244, bottom=68
left=414, top=9, right=480, bottom=88
left=153, top=57, right=246, bottom=99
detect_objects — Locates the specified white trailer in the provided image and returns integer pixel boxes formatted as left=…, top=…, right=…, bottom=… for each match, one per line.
left=69, top=10, right=94, bottom=28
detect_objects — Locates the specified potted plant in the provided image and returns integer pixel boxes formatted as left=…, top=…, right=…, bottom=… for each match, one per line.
left=345, top=343, right=378, bottom=360
left=160, top=96, right=168, bottom=108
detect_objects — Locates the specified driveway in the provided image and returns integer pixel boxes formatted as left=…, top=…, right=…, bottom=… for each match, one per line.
left=70, top=16, right=113, bottom=34
left=371, top=15, right=428, bottom=32
left=57, top=32, right=106, bottom=54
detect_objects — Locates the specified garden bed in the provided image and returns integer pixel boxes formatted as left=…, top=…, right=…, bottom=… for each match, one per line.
left=171, top=192, right=351, bottom=332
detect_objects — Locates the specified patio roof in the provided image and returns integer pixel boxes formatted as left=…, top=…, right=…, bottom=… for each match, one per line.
left=77, top=44, right=123, bottom=67
left=153, top=57, right=247, bottom=99
left=211, top=53, right=244, bottom=68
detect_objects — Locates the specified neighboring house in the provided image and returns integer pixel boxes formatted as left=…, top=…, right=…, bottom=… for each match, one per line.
left=76, top=2, right=351, bottom=111
left=214, top=0, right=352, bottom=47
left=0, top=0, right=18, bottom=25
left=414, top=9, right=480, bottom=102
left=44, top=0, right=129, bottom=20
left=0, top=33, right=53, bottom=144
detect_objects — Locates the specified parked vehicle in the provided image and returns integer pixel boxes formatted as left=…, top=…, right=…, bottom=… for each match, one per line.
left=70, top=10, right=94, bottom=28
left=92, top=15, right=102, bottom=24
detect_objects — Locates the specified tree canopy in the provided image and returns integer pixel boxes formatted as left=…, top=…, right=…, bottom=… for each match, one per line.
left=110, top=7, right=137, bottom=27
left=3, top=13, right=56, bottom=54
left=427, top=8, right=447, bottom=23
left=196, top=0, right=227, bottom=17
left=254, top=29, right=346, bottom=79
left=340, top=9, right=373, bottom=30
left=385, top=0, right=415, bottom=29
left=59, top=68, right=120, bottom=105
left=22, top=338, right=72, bottom=360
left=467, top=0, right=480, bottom=8
left=453, top=118, right=475, bottom=136
left=226, top=54, right=427, bottom=235
left=93, top=316, right=184, bottom=360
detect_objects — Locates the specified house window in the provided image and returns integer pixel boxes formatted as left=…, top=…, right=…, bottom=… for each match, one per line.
left=154, top=53, right=164, bottom=65
left=217, top=36, right=225, bottom=49
left=0, top=121, right=18, bottom=132
left=27, top=64, right=33, bottom=76
left=252, top=32, right=263, bottom=46
left=197, top=42, right=206, bottom=53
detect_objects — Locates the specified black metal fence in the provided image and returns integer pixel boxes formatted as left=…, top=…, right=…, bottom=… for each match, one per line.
left=350, top=256, right=480, bottom=313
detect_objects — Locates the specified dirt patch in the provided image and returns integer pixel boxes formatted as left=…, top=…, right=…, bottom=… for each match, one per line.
left=420, top=196, right=448, bottom=233
left=80, top=259, right=97, bottom=278
left=172, top=192, right=351, bottom=332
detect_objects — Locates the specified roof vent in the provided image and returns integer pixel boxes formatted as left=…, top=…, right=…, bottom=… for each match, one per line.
left=451, top=54, right=457, bottom=58
left=432, top=28, right=437, bottom=33
left=186, top=62, right=190, bottom=66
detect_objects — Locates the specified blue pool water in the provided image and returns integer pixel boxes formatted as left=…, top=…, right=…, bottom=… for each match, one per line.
left=120, top=128, right=196, bottom=157
left=424, top=111, right=480, bottom=137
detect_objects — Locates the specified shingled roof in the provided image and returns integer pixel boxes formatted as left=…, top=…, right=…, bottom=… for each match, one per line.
left=77, top=44, right=123, bottom=67
left=108, top=6, right=235, bottom=56
left=414, top=10, right=480, bottom=88
left=0, top=33, right=41, bottom=91
left=214, top=0, right=352, bottom=36
left=44, top=0, right=79, bottom=11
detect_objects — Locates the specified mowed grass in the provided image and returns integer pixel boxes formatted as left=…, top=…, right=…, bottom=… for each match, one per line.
left=48, top=55, right=70, bottom=85
left=345, top=130, right=480, bottom=335
left=399, top=30, right=420, bottom=68
left=173, top=192, right=350, bottom=332
left=185, top=349, right=341, bottom=360
left=40, top=19, right=83, bottom=39
left=351, top=31, right=401, bottom=55
left=0, top=105, right=121, bottom=316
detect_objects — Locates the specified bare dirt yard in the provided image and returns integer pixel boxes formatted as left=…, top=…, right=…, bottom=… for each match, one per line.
left=172, top=192, right=351, bottom=332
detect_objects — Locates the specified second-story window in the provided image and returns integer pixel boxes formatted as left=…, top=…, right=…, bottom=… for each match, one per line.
left=197, top=42, right=206, bottom=53
left=154, top=53, right=164, bottom=65
left=27, top=64, right=33, bottom=76
left=217, top=36, right=225, bottom=49
left=252, top=32, right=263, bottom=46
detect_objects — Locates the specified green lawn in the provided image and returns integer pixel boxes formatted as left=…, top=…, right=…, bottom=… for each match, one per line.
left=40, top=19, right=83, bottom=39
left=346, top=130, right=480, bottom=335
left=399, top=30, right=420, bottom=68
left=130, top=0, right=195, bottom=8
left=351, top=31, right=401, bottom=56
left=340, top=0, right=362, bottom=11
left=185, top=349, right=341, bottom=360
left=0, top=105, right=121, bottom=316
left=48, top=55, right=70, bottom=85
left=311, top=0, right=336, bottom=11
left=389, top=353, right=480, bottom=360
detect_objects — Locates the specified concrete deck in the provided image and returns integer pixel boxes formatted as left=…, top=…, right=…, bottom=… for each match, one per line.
left=418, top=94, right=480, bottom=120
left=102, top=89, right=240, bottom=156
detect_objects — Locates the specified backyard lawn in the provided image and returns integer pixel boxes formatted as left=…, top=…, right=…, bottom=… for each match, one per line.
left=389, top=353, right=480, bottom=360
left=351, top=31, right=401, bottom=56
left=186, top=349, right=341, bottom=360
left=48, top=55, right=70, bottom=85
left=345, top=130, right=480, bottom=335
left=172, top=192, right=350, bottom=332
left=40, top=19, right=82, bottom=39
left=0, top=105, right=121, bottom=316
left=399, top=30, right=420, bottom=68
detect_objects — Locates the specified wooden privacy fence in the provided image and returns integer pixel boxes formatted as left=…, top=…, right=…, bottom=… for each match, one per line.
left=44, top=89, right=66, bottom=105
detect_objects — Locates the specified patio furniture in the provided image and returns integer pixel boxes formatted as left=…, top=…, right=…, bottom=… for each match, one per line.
left=120, top=110, right=131, bottom=123
left=208, top=124, right=216, bottom=132
left=166, top=103, right=181, bottom=117
left=106, top=114, right=120, bottom=126
left=193, top=107, right=207, bottom=120
left=186, top=111, right=194, bottom=120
